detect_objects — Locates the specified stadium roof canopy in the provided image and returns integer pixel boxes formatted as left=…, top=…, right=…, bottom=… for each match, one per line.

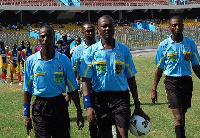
left=1, top=3, right=200, bottom=12
left=1, top=3, right=200, bottom=22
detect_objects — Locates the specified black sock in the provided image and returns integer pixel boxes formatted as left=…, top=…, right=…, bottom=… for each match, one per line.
left=175, top=125, right=185, bottom=138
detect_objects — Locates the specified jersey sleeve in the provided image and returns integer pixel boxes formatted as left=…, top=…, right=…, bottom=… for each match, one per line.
left=63, top=56, right=78, bottom=92
left=125, top=49, right=137, bottom=78
left=155, top=43, right=166, bottom=69
left=191, top=42, right=200, bottom=66
left=71, top=47, right=80, bottom=71
left=79, top=48, right=93, bottom=78
left=23, top=59, right=33, bottom=93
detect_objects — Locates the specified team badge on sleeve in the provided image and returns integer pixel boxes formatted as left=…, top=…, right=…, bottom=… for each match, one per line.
left=115, top=64, right=122, bottom=74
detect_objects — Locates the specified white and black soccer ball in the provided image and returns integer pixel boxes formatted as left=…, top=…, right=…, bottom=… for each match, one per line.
left=129, top=115, right=151, bottom=136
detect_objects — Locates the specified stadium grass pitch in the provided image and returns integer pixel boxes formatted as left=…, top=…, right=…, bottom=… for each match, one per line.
left=0, top=56, right=200, bottom=138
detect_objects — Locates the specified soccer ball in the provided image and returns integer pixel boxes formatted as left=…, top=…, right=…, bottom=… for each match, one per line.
left=129, top=115, right=151, bottom=136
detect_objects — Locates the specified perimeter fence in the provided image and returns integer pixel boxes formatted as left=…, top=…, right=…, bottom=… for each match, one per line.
left=0, top=26, right=200, bottom=49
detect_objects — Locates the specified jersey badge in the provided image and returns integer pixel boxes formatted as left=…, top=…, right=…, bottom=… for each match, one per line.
left=118, top=54, right=121, bottom=58
left=97, top=64, right=106, bottom=72
left=36, top=66, right=42, bottom=72
left=96, top=53, right=103, bottom=58
left=185, top=53, right=190, bottom=61
left=115, top=64, right=122, bottom=74
left=57, top=65, right=61, bottom=69
left=55, top=76, right=63, bottom=83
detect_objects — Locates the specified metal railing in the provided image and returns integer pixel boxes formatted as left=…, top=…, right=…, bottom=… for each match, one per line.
left=0, top=26, right=200, bottom=49
left=115, top=27, right=200, bottom=48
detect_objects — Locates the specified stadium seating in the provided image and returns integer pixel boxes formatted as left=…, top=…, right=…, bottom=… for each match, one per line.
left=79, top=0, right=169, bottom=6
left=0, top=0, right=61, bottom=7
left=192, top=0, right=200, bottom=4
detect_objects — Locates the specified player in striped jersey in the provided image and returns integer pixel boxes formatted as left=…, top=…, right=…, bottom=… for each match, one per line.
left=7, top=44, right=22, bottom=85
left=0, top=42, right=8, bottom=83
left=21, top=41, right=35, bottom=69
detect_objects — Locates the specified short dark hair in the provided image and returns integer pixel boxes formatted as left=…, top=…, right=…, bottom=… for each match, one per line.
left=40, top=25, right=55, bottom=36
left=98, top=15, right=114, bottom=26
left=82, top=21, right=94, bottom=30
left=170, top=16, right=183, bottom=23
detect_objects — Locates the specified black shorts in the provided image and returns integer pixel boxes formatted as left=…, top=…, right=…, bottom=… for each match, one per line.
left=91, top=89, right=131, bottom=132
left=32, top=94, right=70, bottom=138
left=164, top=76, right=193, bottom=110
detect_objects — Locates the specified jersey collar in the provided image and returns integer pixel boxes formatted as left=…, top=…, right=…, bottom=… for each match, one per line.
left=37, top=50, right=59, bottom=60
left=168, top=35, right=186, bottom=44
left=98, top=39, right=120, bottom=50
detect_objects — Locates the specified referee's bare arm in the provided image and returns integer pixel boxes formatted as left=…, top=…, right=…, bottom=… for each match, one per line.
left=23, top=91, right=32, bottom=106
left=23, top=91, right=33, bottom=135
left=82, top=77, right=97, bottom=123
left=151, top=68, right=164, bottom=104
left=127, top=76, right=140, bottom=108
left=69, top=90, right=82, bottom=111
left=192, top=65, right=200, bottom=79
left=82, top=77, right=92, bottom=96
left=69, top=89, right=84, bottom=130
left=127, top=76, right=150, bottom=121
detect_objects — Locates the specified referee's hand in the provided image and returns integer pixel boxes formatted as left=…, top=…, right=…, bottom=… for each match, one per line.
left=86, top=107, right=97, bottom=124
left=151, top=89, right=157, bottom=104
left=132, top=108, right=150, bottom=121
left=77, top=110, right=84, bottom=130
left=24, top=116, right=33, bottom=135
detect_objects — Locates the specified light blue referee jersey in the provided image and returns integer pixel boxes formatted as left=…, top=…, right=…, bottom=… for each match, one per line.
left=71, top=41, right=90, bottom=71
left=23, top=50, right=78, bottom=97
left=156, top=35, right=200, bottom=77
left=80, top=40, right=137, bottom=92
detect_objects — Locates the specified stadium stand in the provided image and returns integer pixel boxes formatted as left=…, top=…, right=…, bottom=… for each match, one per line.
left=79, top=0, right=169, bottom=6
left=189, top=0, right=200, bottom=4
left=0, top=0, right=61, bottom=7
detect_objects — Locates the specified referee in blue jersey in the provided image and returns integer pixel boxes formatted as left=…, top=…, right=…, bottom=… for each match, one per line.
left=23, top=25, right=84, bottom=138
left=151, top=16, right=200, bottom=138
left=80, top=15, right=149, bottom=138
left=71, top=22, right=99, bottom=138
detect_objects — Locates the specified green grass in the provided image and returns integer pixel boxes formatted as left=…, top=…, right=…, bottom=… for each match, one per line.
left=0, top=56, right=200, bottom=137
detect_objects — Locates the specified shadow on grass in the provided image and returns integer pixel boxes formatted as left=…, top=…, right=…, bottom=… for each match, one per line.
left=130, top=102, right=168, bottom=107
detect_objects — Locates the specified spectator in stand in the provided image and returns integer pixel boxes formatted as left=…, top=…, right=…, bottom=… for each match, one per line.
left=56, top=33, right=75, bottom=58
